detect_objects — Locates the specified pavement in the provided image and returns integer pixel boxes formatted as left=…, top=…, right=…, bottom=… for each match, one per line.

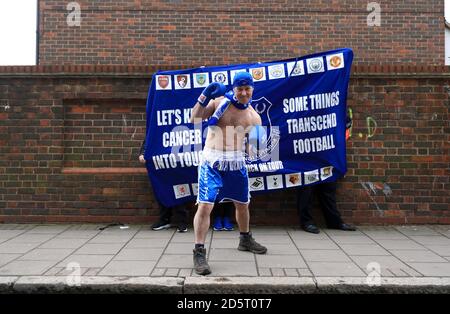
left=0, top=223, right=449, bottom=294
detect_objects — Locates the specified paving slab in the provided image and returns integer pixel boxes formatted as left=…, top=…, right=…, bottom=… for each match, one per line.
left=201, top=261, right=258, bottom=277
left=156, top=254, right=194, bottom=268
left=0, top=254, right=21, bottom=267
left=98, top=261, right=156, bottom=276
left=39, top=238, right=89, bottom=249
left=0, top=243, right=41, bottom=254
left=374, top=239, right=427, bottom=250
left=339, top=244, right=390, bottom=256
left=256, top=254, right=307, bottom=268
left=208, top=248, right=255, bottom=261
left=18, top=249, right=74, bottom=261
left=114, top=248, right=164, bottom=261
left=395, top=226, right=441, bottom=236
left=407, top=263, right=450, bottom=277
left=0, top=260, right=56, bottom=276
left=74, top=243, right=124, bottom=255
left=57, top=255, right=114, bottom=268
left=5, top=233, right=56, bottom=243
left=292, top=240, right=340, bottom=250
left=307, top=262, right=366, bottom=277
left=260, top=243, right=299, bottom=255
left=409, top=236, right=450, bottom=246
left=125, top=238, right=170, bottom=248
left=426, top=245, right=450, bottom=256
left=28, top=225, right=71, bottom=234
left=390, top=250, right=448, bottom=263
left=302, top=250, right=351, bottom=262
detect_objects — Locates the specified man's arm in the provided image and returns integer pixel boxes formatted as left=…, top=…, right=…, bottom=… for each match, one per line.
left=190, top=100, right=217, bottom=123
left=189, top=82, right=226, bottom=124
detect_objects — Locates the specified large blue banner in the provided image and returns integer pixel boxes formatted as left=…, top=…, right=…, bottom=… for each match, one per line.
left=145, top=48, right=353, bottom=207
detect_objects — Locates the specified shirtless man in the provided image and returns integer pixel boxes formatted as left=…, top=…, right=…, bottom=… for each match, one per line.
left=190, top=72, right=267, bottom=275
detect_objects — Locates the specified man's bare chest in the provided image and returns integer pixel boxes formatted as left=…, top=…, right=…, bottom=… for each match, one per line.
left=217, top=107, right=253, bottom=129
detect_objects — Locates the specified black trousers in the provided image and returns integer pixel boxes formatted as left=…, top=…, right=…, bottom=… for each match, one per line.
left=159, top=203, right=188, bottom=224
left=296, top=181, right=343, bottom=228
left=212, top=202, right=234, bottom=219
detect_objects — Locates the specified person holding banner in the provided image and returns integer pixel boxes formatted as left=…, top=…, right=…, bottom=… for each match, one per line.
left=190, top=72, right=267, bottom=275
left=296, top=114, right=356, bottom=234
left=139, top=139, right=189, bottom=232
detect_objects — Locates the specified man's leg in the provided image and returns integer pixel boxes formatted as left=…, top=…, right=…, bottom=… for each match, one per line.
left=316, top=181, right=343, bottom=228
left=193, top=202, right=214, bottom=275
left=234, top=201, right=267, bottom=254
left=296, top=186, right=314, bottom=226
left=317, top=182, right=356, bottom=231
left=234, top=201, right=249, bottom=233
left=151, top=203, right=172, bottom=231
left=194, top=202, right=214, bottom=244
left=160, top=205, right=172, bottom=222
left=174, top=204, right=189, bottom=232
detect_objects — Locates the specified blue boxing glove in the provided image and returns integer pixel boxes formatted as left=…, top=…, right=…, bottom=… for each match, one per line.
left=208, top=98, right=231, bottom=127
left=225, top=90, right=250, bottom=110
left=197, top=82, right=226, bottom=107
left=248, top=125, right=267, bottom=149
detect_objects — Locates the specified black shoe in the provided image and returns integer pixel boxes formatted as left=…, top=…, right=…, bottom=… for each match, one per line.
left=302, top=224, right=320, bottom=234
left=238, top=233, right=267, bottom=254
left=193, top=247, right=211, bottom=275
left=177, top=223, right=188, bottom=233
left=334, top=223, right=357, bottom=231
left=151, top=221, right=171, bottom=231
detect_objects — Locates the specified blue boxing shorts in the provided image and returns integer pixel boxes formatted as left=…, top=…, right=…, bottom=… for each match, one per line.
left=197, top=148, right=250, bottom=204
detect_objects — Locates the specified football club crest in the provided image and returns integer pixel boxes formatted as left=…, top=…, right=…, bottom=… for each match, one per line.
left=326, top=53, right=345, bottom=70
left=320, top=166, right=333, bottom=180
left=249, top=177, right=265, bottom=191
left=193, top=73, right=209, bottom=88
left=156, top=75, right=171, bottom=90
left=304, top=170, right=320, bottom=185
left=285, top=173, right=302, bottom=187
left=330, top=56, right=341, bottom=67
left=306, top=57, right=325, bottom=74
left=191, top=183, right=198, bottom=196
left=214, top=73, right=225, bottom=83
left=268, top=64, right=285, bottom=80
left=212, top=71, right=229, bottom=85
left=251, top=67, right=266, bottom=81
left=175, top=74, right=190, bottom=89
left=287, top=61, right=305, bottom=76
left=267, top=175, right=283, bottom=190
left=196, top=74, right=206, bottom=85
left=173, top=184, right=191, bottom=199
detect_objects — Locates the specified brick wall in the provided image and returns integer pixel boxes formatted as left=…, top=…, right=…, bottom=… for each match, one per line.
left=38, top=0, right=444, bottom=66
left=0, top=65, right=449, bottom=224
